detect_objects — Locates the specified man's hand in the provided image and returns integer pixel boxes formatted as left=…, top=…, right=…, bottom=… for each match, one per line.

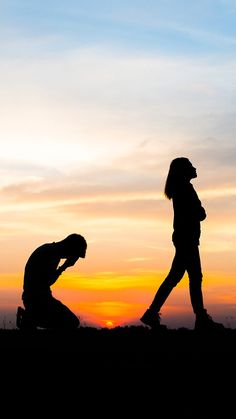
left=58, top=256, right=79, bottom=273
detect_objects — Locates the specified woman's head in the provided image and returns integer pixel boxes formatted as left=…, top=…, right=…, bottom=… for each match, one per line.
left=164, top=157, right=197, bottom=199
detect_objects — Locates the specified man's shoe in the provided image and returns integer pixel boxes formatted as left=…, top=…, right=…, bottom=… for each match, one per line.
left=16, top=306, right=25, bottom=329
left=140, top=309, right=167, bottom=330
left=16, top=306, right=36, bottom=331
left=195, top=309, right=225, bottom=332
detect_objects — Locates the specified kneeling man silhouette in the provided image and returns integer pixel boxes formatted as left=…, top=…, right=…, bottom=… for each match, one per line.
left=17, top=233, right=87, bottom=331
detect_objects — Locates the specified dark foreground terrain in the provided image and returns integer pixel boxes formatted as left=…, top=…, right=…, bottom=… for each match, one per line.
left=1, top=324, right=236, bottom=360
left=1, top=326, right=235, bottom=417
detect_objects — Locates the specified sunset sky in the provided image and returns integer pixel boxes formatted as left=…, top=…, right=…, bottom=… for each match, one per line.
left=1, top=0, right=236, bottom=329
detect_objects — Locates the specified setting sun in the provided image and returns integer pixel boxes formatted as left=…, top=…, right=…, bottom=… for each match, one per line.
left=105, top=321, right=114, bottom=328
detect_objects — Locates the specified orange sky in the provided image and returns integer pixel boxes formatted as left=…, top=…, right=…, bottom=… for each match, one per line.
left=1, top=200, right=236, bottom=330
left=1, top=176, right=236, bottom=329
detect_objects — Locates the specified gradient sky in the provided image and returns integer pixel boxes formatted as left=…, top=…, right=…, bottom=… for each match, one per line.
left=1, top=0, right=236, bottom=329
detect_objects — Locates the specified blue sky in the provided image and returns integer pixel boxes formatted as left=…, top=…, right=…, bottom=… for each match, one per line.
left=2, top=1, right=236, bottom=55
left=1, top=1, right=236, bottom=203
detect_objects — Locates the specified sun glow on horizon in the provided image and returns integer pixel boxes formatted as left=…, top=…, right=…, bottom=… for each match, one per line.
left=105, top=320, right=114, bottom=328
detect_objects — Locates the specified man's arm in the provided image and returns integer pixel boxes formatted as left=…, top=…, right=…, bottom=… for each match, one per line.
left=49, top=256, right=80, bottom=286
left=57, top=256, right=79, bottom=275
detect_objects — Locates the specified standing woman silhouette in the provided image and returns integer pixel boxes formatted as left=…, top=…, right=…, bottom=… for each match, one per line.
left=140, top=157, right=224, bottom=331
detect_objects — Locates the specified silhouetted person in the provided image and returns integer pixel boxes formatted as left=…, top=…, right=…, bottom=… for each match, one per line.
left=140, top=157, right=224, bottom=331
left=17, top=233, right=87, bottom=330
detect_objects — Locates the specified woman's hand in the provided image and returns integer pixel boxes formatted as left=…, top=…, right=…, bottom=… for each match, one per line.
left=199, top=206, right=207, bottom=221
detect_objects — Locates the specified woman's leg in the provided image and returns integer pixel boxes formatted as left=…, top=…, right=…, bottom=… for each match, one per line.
left=187, top=246, right=225, bottom=330
left=140, top=246, right=187, bottom=328
left=186, top=245, right=204, bottom=314
left=149, top=246, right=187, bottom=312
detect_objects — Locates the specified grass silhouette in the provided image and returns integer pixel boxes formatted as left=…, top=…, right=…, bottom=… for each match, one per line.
left=1, top=324, right=235, bottom=360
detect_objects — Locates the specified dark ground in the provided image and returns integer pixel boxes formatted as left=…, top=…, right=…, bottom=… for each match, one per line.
left=1, top=324, right=236, bottom=364
left=1, top=326, right=235, bottom=417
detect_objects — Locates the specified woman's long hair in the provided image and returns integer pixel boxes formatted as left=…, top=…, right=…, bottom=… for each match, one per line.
left=164, top=157, right=191, bottom=199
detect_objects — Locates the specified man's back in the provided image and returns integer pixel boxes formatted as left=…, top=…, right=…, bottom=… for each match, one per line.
left=23, top=242, right=60, bottom=300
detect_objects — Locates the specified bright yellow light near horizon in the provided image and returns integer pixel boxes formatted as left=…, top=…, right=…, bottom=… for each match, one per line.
left=57, top=271, right=169, bottom=291
left=0, top=273, right=22, bottom=289
left=105, top=320, right=114, bottom=328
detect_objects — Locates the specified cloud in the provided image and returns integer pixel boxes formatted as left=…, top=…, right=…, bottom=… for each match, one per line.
left=1, top=46, right=236, bottom=151
left=0, top=38, right=235, bottom=265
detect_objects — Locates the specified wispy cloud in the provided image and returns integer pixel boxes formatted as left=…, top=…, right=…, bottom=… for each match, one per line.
left=1, top=45, right=236, bottom=171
